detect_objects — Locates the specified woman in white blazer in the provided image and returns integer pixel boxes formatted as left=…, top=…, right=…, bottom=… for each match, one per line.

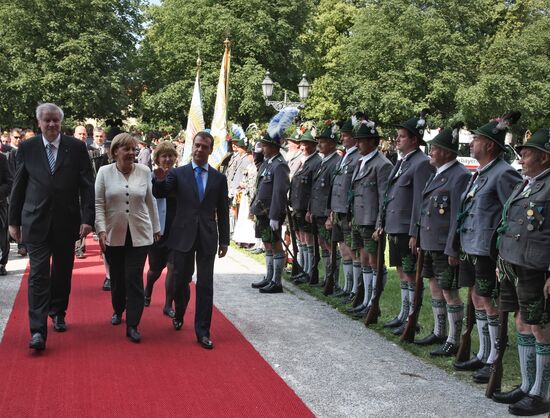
left=95, top=133, right=160, bottom=343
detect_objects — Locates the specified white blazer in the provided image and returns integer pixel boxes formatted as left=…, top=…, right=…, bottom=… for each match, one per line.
left=95, top=163, right=160, bottom=247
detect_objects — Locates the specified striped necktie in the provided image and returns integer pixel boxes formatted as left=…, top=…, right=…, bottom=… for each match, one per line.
left=46, top=143, right=56, bottom=173
left=194, top=166, right=205, bottom=201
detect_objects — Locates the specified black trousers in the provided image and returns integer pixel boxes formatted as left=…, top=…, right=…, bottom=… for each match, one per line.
left=26, top=230, right=76, bottom=338
left=0, top=204, right=9, bottom=265
left=105, top=230, right=150, bottom=328
left=171, top=234, right=215, bottom=339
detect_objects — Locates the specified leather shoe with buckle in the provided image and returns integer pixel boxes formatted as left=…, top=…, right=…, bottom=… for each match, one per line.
left=259, top=282, right=283, bottom=294
left=493, top=386, right=527, bottom=404
left=509, top=394, right=550, bottom=416
left=473, top=363, right=492, bottom=384
left=111, top=313, right=122, bottom=325
left=198, top=336, right=213, bottom=349
left=29, top=333, right=45, bottom=350
left=430, top=342, right=458, bottom=357
left=383, top=316, right=404, bottom=328
left=414, top=332, right=447, bottom=346
left=52, top=315, right=67, bottom=332
left=251, top=277, right=271, bottom=289
left=102, top=277, right=111, bottom=291
left=454, top=356, right=484, bottom=371
left=172, top=318, right=183, bottom=331
left=126, top=327, right=141, bottom=343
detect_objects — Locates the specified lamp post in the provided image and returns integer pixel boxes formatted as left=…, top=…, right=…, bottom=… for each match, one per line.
left=261, top=71, right=310, bottom=111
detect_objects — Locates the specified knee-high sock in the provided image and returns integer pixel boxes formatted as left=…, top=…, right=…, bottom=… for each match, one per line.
left=474, top=309, right=490, bottom=362
left=517, top=333, right=536, bottom=393
left=407, top=282, right=416, bottom=317
left=307, top=245, right=315, bottom=275
left=298, top=242, right=305, bottom=269
left=486, top=314, right=500, bottom=364
left=361, top=267, right=373, bottom=306
left=432, top=299, right=447, bottom=337
left=342, top=260, right=353, bottom=292
left=529, top=341, right=550, bottom=400
left=272, top=252, right=286, bottom=285
left=265, top=250, right=274, bottom=282
left=352, top=261, right=361, bottom=294
left=322, top=249, right=330, bottom=281
left=397, top=281, right=409, bottom=321
left=446, top=303, right=463, bottom=344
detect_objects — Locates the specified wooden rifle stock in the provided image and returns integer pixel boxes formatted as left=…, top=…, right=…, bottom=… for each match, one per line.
left=365, top=232, right=385, bottom=326
left=323, top=239, right=338, bottom=296
left=286, top=207, right=302, bottom=278
left=401, top=249, right=425, bottom=343
left=456, top=287, right=475, bottom=362
left=485, top=310, right=509, bottom=398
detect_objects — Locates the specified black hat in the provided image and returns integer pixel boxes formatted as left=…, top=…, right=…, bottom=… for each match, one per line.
left=473, top=111, right=521, bottom=151
left=353, top=119, right=380, bottom=139
left=516, top=127, right=550, bottom=155
left=427, top=122, right=463, bottom=154
left=396, top=109, right=429, bottom=145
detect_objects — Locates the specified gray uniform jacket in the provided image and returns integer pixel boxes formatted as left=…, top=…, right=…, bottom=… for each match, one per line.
left=290, top=152, right=322, bottom=211
left=310, top=152, right=342, bottom=217
left=228, top=153, right=248, bottom=197
left=330, top=147, right=361, bottom=214
left=351, top=151, right=393, bottom=227
left=224, top=152, right=238, bottom=194
left=249, top=154, right=290, bottom=221
left=418, top=161, right=470, bottom=257
left=457, top=158, right=522, bottom=257
left=382, top=149, right=435, bottom=236
left=499, top=169, right=550, bottom=271
left=286, top=150, right=303, bottom=179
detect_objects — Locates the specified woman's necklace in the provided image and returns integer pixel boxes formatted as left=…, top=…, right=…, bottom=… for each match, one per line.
left=116, top=163, right=133, bottom=175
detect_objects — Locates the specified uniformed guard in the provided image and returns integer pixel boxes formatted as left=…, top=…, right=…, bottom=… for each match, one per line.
left=228, top=139, right=250, bottom=236
left=289, top=130, right=322, bottom=283
left=413, top=125, right=471, bottom=355
left=375, top=110, right=435, bottom=335
left=327, top=119, right=362, bottom=296
left=306, top=124, right=342, bottom=286
left=348, top=119, right=393, bottom=318
left=453, top=112, right=522, bottom=383
left=285, top=132, right=303, bottom=179
left=494, top=128, right=550, bottom=416
left=249, top=109, right=295, bottom=294
left=225, top=136, right=241, bottom=234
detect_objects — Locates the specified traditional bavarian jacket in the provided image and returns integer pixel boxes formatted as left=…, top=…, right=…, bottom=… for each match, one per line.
left=249, top=153, right=290, bottom=220
left=290, top=152, right=322, bottom=212
left=310, top=152, right=341, bottom=217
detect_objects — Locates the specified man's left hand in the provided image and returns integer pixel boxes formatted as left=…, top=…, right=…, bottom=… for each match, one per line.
left=218, top=245, right=228, bottom=258
left=80, top=224, right=93, bottom=239
left=409, top=236, right=418, bottom=256
left=269, top=219, right=279, bottom=231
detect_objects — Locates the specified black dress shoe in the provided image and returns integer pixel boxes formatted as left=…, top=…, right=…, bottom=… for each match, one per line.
left=172, top=319, right=183, bottom=331
left=454, top=356, right=484, bottom=371
left=414, top=332, right=447, bottom=346
left=292, top=274, right=309, bottom=284
left=493, top=386, right=527, bottom=404
left=259, top=282, right=283, bottom=294
left=144, top=296, right=151, bottom=307
left=29, top=333, right=45, bottom=350
left=163, top=307, right=176, bottom=318
left=347, top=292, right=356, bottom=301
left=52, top=315, right=67, bottom=332
left=111, top=313, right=122, bottom=325
left=472, top=363, right=492, bottom=383
left=0, top=265, right=7, bottom=275
left=383, top=316, right=404, bottom=328
left=392, top=321, right=419, bottom=336
left=102, top=277, right=111, bottom=291
left=430, top=342, right=459, bottom=357
left=126, top=327, right=141, bottom=343
left=197, top=336, right=214, bottom=349
left=509, top=395, right=550, bottom=416
left=251, top=277, right=271, bottom=289
left=347, top=303, right=367, bottom=314
left=353, top=306, right=370, bottom=319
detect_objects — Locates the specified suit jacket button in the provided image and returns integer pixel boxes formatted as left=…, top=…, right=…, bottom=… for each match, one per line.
left=126, top=210, right=129, bottom=213
left=126, top=201, right=129, bottom=204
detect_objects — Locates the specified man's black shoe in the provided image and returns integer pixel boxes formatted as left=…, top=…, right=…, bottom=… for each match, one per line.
left=430, top=342, right=459, bottom=357
left=111, top=313, right=122, bottom=325
left=259, top=282, right=283, bottom=294
left=383, top=316, right=404, bottom=328
left=126, top=327, right=141, bottom=343
left=392, top=321, right=420, bottom=336
left=347, top=303, right=367, bottom=314
left=17, top=247, right=27, bottom=257
left=52, top=315, right=67, bottom=332
left=251, top=277, right=271, bottom=289
left=292, top=273, right=309, bottom=284
left=508, top=395, right=550, bottom=416
left=0, top=265, right=7, bottom=276
left=414, top=332, right=447, bottom=346
left=347, top=292, right=356, bottom=301
left=163, top=307, right=176, bottom=318
left=172, top=319, right=183, bottom=331
left=353, top=306, right=370, bottom=319
left=29, top=333, right=45, bottom=350
left=493, top=386, right=527, bottom=404
left=453, top=356, right=484, bottom=371
left=472, top=363, right=492, bottom=383
left=102, top=277, right=111, bottom=291
left=144, top=296, right=151, bottom=307
left=198, top=336, right=214, bottom=349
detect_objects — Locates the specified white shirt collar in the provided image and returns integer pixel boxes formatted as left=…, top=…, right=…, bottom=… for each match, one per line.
left=400, top=148, right=418, bottom=161
left=360, top=149, right=378, bottom=163
left=191, top=160, right=209, bottom=171
left=42, top=134, right=61, bottom=148
left=267, top=154, right=280, bottom=164
left=524, top=167, right=550, bottom=184
left=435, top=159, right=457, bottom=176
left=477, top=158, right=497, bottom=174
left=304, top=151, right=319, bottom=162
left=321, top=151, right=338, bottom=163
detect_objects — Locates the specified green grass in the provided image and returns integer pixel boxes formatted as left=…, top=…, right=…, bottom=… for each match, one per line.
left=232, top=242, right=521, bottom=391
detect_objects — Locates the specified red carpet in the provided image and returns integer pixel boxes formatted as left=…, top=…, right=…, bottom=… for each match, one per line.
left=0, top=240, right=313, bottom=417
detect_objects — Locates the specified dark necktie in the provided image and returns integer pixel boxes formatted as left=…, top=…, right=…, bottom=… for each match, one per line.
left=194, top=166, right=205, bottom=201
left=46, top=143, right=56, bottom=173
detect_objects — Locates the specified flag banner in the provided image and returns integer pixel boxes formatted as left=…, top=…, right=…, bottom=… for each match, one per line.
left=209, top=40, right=231, bottom=169
left=181, top=69, right=205, bottom=164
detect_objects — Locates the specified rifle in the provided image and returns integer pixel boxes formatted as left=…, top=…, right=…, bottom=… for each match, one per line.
left=401, top=249, right=425, bottom=343
left=286, top=207, right=303, bottom=280
left=485, top=310, right=509, bottom=398
left=275, top=230, right=308, bottom=280
left=365, top=232, right=386, bottom=326
left=456, top=287, right=475, bottom=362
left=323, top=239, right=338, bottom=296
left=309, top=221, right=320, bottom=285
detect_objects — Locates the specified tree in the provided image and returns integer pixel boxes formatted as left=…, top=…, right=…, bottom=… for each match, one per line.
left=0, top=0, right=143, bottom=128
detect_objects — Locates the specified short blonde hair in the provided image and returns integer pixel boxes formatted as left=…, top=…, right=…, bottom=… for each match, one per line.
left=109, top=133, right=137, bottom=160
left=153, top=141, right=178, bottom=165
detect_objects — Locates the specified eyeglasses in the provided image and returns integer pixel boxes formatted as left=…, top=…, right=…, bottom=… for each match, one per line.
left=13, top=136, right=21, bottom=139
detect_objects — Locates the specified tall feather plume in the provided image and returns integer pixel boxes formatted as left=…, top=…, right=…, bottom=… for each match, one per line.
left=495, top=111, right=521, bottom=131
left=416, top=108, right=429, bottom=129
left=267, top=107, right=300, bottom=141
left=231, top=123, right=246, bottom=140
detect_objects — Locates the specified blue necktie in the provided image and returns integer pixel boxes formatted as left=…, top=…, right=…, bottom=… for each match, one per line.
left=46, top=143, right=56, bottom=173
left=194, top=166, right=205, bottom=201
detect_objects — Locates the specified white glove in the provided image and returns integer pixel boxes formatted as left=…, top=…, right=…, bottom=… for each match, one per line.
left=269, top=219, right=279, bottom=231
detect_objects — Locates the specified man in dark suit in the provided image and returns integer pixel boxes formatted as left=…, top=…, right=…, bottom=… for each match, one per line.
left=153, top=131, right=229, bottom=350
left=0, top=152, right=13, bottom=275
left=9, top=103, right=95, bottom=351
